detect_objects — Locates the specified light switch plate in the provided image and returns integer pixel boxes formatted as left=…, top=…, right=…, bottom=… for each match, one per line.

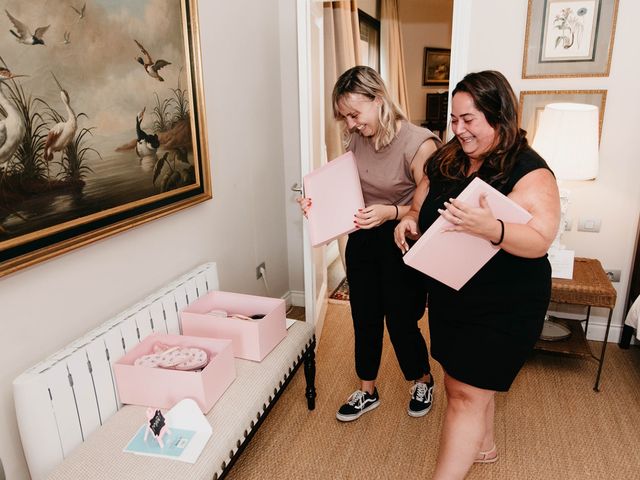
left=578, top=218, right=601, bottom=232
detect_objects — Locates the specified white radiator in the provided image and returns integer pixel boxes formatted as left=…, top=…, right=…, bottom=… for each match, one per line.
left=13, top=262, right=220, bottom=480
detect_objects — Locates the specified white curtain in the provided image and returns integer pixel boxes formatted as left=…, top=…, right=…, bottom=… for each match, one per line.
left=380, top=0, right=410, bottom=118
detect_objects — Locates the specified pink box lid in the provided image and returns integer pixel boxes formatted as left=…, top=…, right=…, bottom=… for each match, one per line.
left=403, top=177, right=532, bottom=290
left=303, top=151, right=365, bottom=247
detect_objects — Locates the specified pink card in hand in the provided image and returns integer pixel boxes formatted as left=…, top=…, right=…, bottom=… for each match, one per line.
left=303, top=151, right=365, bottom=247
left=403, top=177, right=532, bottom=290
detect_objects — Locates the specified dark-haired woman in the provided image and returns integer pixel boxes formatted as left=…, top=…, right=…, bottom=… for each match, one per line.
left=394, top=70, right=560, bottom=479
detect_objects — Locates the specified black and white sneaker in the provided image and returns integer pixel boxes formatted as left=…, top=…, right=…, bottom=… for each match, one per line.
left=336, top=388, right=380, bottom=422
left=408, top=378, right=434, bottom=417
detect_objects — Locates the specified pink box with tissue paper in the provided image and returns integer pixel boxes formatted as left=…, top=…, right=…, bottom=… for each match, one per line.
left=113, top=333, right=235, bottom=413
left=180, top=291, right=287, bottom=361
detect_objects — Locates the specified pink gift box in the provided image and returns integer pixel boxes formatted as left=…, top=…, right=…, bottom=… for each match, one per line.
left=180, top=291, right=287, bottom=361
left=113, top=333, right=235, bottom=413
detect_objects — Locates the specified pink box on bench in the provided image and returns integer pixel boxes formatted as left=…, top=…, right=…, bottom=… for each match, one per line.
left=113, top=333, right=235, bottom=413
left=180, top=291, right=287, bottom=361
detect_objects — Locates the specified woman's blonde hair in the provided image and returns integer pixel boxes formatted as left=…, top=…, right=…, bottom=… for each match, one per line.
left=332, top=66, right=406, bottom=151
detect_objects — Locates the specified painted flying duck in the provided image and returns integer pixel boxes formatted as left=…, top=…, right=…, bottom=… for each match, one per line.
left=134, top=39, right=171, bottom=82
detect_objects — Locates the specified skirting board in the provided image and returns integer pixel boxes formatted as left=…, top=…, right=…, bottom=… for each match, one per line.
left=282, top=290, right=305, bottom=308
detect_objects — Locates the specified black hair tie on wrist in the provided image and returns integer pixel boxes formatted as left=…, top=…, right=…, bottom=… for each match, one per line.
left=393, top=204, right=398, bottom=220
left=491, top=219, right=504, bottom=246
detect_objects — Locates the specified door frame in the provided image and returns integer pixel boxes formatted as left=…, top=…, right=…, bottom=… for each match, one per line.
left=297, top=0, right=328, bottom=341
left=294, top=0, right=472, bottom=338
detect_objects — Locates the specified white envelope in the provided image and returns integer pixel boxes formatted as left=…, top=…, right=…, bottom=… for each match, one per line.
left=124, top=398, right=212, bottom=463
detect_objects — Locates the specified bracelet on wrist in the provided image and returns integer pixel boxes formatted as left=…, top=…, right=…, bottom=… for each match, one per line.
left=393, top=204, right=399, bottom=220
left=490, top=219, right=504, bottom=246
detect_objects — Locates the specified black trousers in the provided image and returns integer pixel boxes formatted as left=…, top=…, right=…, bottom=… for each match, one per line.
left=346, top=221, right=431, bottom=382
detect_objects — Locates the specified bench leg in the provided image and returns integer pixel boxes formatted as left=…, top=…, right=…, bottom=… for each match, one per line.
left=304, top=341, right=316, bottom=411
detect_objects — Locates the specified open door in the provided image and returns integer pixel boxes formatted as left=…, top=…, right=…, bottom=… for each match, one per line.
left=297, top=0, right=328, bottom=342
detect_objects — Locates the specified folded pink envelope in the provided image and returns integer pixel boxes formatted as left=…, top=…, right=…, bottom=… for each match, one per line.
left=403, top=177, right=532, bottom=290
left=303, top=151, right=365, bottom=247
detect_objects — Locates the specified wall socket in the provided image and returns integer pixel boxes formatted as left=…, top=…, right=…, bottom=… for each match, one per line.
left=605, top=269, right=621, bottom=282
left=256, top=262, right=266, bottom=280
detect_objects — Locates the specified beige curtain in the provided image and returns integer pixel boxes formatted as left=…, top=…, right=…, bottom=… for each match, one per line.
left=380, top=0, right=410, bottom=118
left=323, top=2, right=360, bottom=272
left=323, top=1, right=361, bottom=162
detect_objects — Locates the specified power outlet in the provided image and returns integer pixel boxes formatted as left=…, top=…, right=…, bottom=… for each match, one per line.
left=256, top=262, right=266, bottom=280
left=605, top=269, right=621, bottom=282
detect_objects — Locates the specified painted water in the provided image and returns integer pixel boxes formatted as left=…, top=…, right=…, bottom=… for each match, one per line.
left=1, top=147, right=190, bottom=241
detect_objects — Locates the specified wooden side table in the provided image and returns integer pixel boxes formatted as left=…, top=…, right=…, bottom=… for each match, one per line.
left=535, top=257, right=617, bottom=391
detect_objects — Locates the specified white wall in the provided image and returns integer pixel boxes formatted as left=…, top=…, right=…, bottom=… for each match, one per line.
left=463, top=0, right=640, bottom=340
left=399, top=0, right=453, bottom=124
left=280, top=2, right=305, bottom=302
left=359, top=0, right=379, bottom=19
left=0, top=1, right=301, bottom=478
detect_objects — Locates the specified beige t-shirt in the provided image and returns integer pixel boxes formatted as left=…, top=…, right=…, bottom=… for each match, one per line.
left=348, top=121, right=440, bottom=207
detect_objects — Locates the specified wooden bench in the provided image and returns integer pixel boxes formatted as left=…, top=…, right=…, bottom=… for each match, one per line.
left=13, top=262, right=316, bottom=480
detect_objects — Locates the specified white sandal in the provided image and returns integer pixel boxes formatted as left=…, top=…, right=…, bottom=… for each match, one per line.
left=475, top=444, right=498, bottom=464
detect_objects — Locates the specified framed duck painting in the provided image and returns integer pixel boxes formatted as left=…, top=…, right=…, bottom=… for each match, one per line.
left=0, top=0, right=211, bottom=277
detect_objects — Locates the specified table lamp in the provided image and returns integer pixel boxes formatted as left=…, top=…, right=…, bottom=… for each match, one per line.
left=531, top=102, right=599, bottom=340
left=532, top=102, right=599, bottom=251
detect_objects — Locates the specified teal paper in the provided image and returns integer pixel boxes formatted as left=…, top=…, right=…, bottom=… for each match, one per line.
left=125, top=426, right=196, bottom=458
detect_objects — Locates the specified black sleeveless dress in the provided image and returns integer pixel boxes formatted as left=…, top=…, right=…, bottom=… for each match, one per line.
left=418, top=147, right=552, bottom=391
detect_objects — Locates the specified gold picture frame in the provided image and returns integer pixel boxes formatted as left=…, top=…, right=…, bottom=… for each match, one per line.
left=0, top=0, right=211, bottom=277
left=518, top=90, right=607, bottom=144
left=522, top=0, right=619, bottom=78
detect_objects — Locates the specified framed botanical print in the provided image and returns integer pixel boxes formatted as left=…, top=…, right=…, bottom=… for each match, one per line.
left=518, top=90, right=607, bottom=143
left=522, top=0, right=619, bottom=78
left=0, top=0, right=211, bottom=277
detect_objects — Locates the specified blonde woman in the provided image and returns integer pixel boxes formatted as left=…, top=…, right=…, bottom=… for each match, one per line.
left=301, top=66, right=440, bottom=420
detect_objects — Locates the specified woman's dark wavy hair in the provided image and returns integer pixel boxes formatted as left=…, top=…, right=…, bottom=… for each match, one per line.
left=426, top=70, right=528, bottom=186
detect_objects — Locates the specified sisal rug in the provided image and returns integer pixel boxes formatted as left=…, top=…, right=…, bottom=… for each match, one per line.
left=225, top=303, right=640, bottom=480
left=328, top=277, right=349, bottom=303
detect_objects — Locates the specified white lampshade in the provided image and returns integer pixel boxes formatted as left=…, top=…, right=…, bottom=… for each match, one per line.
left=531, top=103, right=599, bottom=180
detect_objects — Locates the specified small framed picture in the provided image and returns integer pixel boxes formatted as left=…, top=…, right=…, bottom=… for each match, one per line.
left=522, top=0, right=619, bottom=78
left=518, top=90, right=607, bottom=144
left=422, top=48, right=450, bottom=86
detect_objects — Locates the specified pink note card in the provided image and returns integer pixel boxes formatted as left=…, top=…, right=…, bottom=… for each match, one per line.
left=403, top=177, right=532, bottom=290
left=303, top=151, right=365, bottom=247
